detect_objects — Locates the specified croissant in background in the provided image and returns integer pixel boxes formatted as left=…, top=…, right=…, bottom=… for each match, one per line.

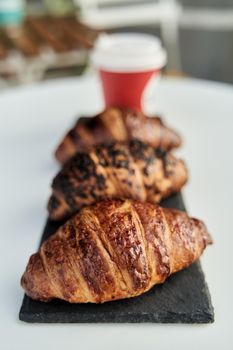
left=21, top=199, right=212, bottom=303
left=48, top=140, right=188, bottom=221
left=55, top=107, right=182, bottom=164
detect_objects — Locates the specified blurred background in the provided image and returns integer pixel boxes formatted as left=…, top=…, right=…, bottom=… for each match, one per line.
left=0, top=0, right=232, bottom=89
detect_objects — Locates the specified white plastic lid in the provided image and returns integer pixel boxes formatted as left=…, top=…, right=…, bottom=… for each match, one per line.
left=91, top=33, right=167, bottom=72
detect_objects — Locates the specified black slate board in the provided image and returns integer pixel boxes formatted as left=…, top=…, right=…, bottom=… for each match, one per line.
left=19, top=193, right=214, bottom=323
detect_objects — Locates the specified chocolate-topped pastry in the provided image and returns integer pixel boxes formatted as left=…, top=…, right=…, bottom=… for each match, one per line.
left=48, top=140, right=188, bottom=221
left=55, top=107, right=182, bottom=165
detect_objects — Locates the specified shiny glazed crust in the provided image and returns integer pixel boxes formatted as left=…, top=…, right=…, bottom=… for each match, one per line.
left=21, top=199, right=212, bottom=303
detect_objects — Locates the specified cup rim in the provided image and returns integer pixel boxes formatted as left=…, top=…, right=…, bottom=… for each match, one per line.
left=91, top=33, right=167, bottom=72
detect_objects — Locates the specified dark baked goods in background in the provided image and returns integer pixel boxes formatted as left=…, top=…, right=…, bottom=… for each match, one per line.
left=21, top=198, right=212, bottom=303
left=48, top=140, right=188, bottom=221
left=0, top=16, right=99, bottom=58
left=55, top=107, right=182, bottom=165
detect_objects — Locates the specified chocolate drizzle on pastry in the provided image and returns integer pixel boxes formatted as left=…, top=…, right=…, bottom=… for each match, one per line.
left=48, top=140, right=188, bottom=221
left=55, top=107, right=182, bottom=164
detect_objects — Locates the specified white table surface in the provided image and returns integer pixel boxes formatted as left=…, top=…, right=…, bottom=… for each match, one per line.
left=0, top=76, right=233, bottom=350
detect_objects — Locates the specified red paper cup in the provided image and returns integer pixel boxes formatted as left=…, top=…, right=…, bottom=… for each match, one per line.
left=91, top=33, right=167, bottom=111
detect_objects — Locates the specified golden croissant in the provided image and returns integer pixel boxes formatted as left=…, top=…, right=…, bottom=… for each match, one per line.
left=55, top=107, right=181, bottom=164
left=21, top=199, right=212, bottom=303
left=48, top=140, right=188, bottom=221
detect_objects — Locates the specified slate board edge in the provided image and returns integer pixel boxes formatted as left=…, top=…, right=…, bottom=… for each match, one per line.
left=19, top=193, right=214, bottom=324
left=19, top=262, right=214, bottom=324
